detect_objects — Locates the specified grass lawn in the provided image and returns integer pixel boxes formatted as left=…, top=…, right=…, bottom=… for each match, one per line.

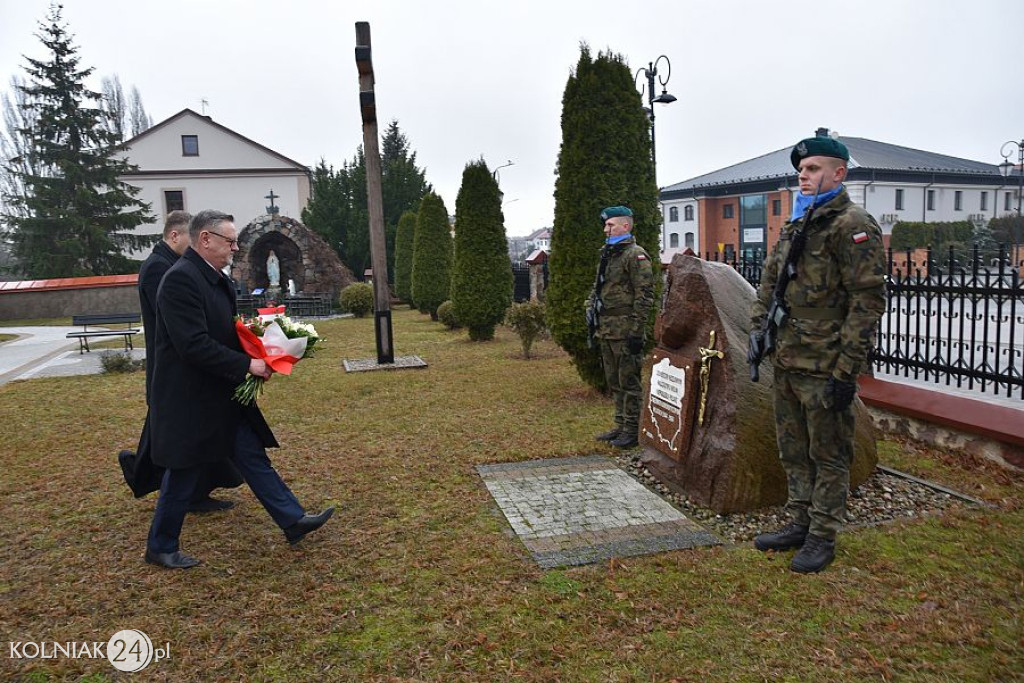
left=0, top=308, right=1020, bottom=682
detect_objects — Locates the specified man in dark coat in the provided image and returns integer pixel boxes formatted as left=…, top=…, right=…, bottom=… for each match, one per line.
left=144, top=209, right=334, bottom=569
left=118, top=210, right=242, bottom=510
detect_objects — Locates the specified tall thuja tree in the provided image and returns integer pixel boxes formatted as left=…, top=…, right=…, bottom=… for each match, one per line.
left=411, top=192, right=452, bottom=320
left=393, top=209, right=417, bottom=305
left=451, top=159, right=513, bottom=341
left=547, top=46, right=661, bottom=390
left=2, top=5, right=153, bottom=277
left=381, top=120, right=430, bottom=281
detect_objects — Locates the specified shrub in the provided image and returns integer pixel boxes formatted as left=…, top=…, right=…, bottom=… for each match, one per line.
left=100, top=350, right=145, bottom=374
left=339, top=282, right=374, bottom=317
left=505, top=300, right=547, bottom=358
left=437, top=300, right=461, bottom=329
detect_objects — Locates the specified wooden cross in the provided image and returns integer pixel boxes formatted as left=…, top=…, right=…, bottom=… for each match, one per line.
left=697, top=330, right=725, bottom=426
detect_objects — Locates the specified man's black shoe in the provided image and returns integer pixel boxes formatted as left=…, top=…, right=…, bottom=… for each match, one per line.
left=610, top=432, right=639, bottom=449
left=144, top=549, right=200, bottom=569
left=284, top=507, right=335, bottom=545
left=187, top=496, right=236, bottom=513
left=754, top=523, right=809, bottom=552
left=790, top=533, right=836, bottom=573
left=595, top=427, right=621, bottom=442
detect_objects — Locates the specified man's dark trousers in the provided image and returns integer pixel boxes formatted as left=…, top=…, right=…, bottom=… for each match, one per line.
left=147, top=422, right=304, bottom=553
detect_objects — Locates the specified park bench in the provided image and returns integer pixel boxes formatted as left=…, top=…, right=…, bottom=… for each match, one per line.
left=66, top=313, right=141, bottom=354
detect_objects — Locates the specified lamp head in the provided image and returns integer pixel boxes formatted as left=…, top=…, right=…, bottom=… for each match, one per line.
left=653, top=89, right=677, bottom=104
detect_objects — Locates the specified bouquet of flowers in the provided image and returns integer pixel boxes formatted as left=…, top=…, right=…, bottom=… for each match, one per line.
left=233, top=310, right=323, bottom=405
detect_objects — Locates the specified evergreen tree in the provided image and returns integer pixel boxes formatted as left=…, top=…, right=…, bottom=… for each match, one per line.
left=547, top=46, right=661, bottom=390
left=393, top=209, right=417, bottom=305
left=451, top=159, right=513, bottom=341
left=1, top=5, right=153, bottom=278
left=345, top=147, right=371, bottom=277
left=381, top=120, right=430, bottom=280
left=411, top=192, right=452, bottom=320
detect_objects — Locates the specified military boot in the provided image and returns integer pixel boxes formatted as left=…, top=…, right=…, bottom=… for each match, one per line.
left=790, top=533, right=835, bottom=573
left=610, top=430, right=639, bottom=449
left=595, top=427, right=621, bottom=442
left=753, top=523, right=809, bottom=552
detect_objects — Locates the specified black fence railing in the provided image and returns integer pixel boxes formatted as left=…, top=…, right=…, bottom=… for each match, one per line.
left=512, top=261, right=548, bottom=303
left=704, top=243, right=1024, bottom=399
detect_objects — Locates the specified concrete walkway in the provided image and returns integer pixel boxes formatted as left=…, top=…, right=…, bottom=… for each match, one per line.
left=0, top=326, right=143, bottom=386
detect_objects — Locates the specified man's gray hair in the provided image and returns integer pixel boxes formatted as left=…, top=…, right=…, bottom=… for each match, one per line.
left=189, top=209, right=234, bottom=242
left=163, top=210, right=192, bottom=238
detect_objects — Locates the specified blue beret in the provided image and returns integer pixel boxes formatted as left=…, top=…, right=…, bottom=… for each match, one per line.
left=791, top=136, right=849, bottom=170
left=600, top=206, right=633, bottom=220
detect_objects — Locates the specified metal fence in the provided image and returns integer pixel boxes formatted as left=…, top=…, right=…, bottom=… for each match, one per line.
left=704, top=244, right=1024, bottom=399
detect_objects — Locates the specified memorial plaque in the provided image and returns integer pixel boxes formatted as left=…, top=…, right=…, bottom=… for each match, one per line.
left=642, top=352, right=697, bottom=461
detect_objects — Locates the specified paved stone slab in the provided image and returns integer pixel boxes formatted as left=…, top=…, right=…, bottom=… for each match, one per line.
left=343, top=355, right=428, bottom=373
left=478, top=455, right=718, bottom=568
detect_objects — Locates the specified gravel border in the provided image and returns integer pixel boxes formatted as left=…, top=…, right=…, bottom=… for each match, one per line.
left=614, top=452, right=970, bottom=545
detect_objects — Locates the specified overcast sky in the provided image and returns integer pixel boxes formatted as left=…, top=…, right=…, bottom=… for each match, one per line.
left=1, top=0, right=1022, bottom=237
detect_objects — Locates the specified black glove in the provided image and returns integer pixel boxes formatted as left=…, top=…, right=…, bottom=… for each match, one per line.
left=825, top=376, right=857, bottom=412
left=626, top=335, right=644, bottom=354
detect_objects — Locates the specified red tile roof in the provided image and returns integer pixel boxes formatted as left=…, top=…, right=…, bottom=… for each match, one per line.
left=0, top=274, right=138, bottom=293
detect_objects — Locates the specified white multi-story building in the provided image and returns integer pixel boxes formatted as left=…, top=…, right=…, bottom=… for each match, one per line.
left=116, top=108, right=310, bottom=257
left=659, top=129, right=1020, bottom=262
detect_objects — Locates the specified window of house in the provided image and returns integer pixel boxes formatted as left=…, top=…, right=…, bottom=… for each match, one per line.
left=723, top=204, right=734, bottom=219
left=181, top=135, right=199, bottom=156
left=981, top=191, right=988, bottom=211
left=1007, top=192, right=1014, bottom=211
left=927, top=190, right=935, bottom=211
left=669, top=206, right=678, bottom=222
left=954, top=190, right=962, bottom=211
left=895, top=188, right=904, bottom=210
left=669, top=233, right=679, bottom=248
left=684, top=205, right=694, bottom=221
left=164, top=190, right=184, bottom=213
left=685, top=232, right=694, bottom=250
left=772, top=199, right=781, bottom=216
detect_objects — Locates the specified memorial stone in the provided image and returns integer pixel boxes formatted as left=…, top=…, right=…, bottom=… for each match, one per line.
left=639, top=254, right=878, bottom=513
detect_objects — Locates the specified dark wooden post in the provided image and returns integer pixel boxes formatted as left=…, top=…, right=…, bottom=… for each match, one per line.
left=355, top=21, right=394, bottom=364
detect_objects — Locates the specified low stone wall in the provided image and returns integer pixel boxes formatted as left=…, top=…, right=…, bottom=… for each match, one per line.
left=0, top=284, right=140, bottom=321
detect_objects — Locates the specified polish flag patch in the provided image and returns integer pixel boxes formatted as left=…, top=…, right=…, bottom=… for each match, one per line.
left=637, top=254, right=648, bottom=260
left=852, top=231, right=869, bottom=244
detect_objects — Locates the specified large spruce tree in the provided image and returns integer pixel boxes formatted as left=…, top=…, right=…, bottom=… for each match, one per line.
left=451, top=159, right=513, bottom=341
left=393, top=209, right=417, bottom=305
left=547, top=46, right=661, bottom=389
left=411, top=192, right=452, bottom=320
left=2, top=5, right=153, bottom=278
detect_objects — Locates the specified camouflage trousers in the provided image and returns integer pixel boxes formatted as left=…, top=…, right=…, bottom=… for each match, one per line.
left=599, top=339, right=644, bottom=434
left=773, top=369, right=855, bottom=541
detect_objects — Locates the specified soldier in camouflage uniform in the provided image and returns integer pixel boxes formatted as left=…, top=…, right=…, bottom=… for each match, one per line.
left=749, top=135, right=886, bottom=573
left=588, top=206, right=655, bottom=449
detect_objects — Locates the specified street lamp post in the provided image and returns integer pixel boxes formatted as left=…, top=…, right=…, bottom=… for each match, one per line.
left=998, top=139, right=1024, bottom=267
left=634, top=56, right=676, bottom=255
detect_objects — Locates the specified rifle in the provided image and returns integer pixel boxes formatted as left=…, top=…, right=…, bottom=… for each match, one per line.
left=749, top=183, right=822, bottom=382
left=586, top=247, right=611, bottom=349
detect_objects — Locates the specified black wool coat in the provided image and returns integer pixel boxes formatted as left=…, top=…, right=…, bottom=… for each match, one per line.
left=149, top=247, right=278, bottom=470
left=138, top=240, right=179, bottom=403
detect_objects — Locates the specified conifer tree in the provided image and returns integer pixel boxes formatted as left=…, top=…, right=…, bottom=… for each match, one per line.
left=394, top=209, right=417, bottom=305
left=411, top=192, right=452, bottom=320
left=381, top=121, right=430, bottom=280
left=1, top=5, right=153, bottom=278
left=451, top=160, right=513, bottom=341
left=547, top=46, right=661, bottom=389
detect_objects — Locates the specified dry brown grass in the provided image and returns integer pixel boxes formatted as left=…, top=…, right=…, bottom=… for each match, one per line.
left=0, top=308, right=1021, bottom=682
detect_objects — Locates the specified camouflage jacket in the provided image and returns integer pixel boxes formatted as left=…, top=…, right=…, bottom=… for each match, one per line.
left=751, top=189, right=886, bottom=381
left=587, top=236, right=655, bottom=340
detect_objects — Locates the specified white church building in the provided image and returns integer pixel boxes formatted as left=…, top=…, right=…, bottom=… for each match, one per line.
left=116, top=108, right=310, bottom=256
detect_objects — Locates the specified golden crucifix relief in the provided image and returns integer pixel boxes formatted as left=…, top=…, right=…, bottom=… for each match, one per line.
left=697, top=330, right=725, bottom=426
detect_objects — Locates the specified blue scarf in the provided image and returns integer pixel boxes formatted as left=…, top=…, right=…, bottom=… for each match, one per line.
left=606, top=233, right=632, bottom=245
left=790, top=185, right=843, bottom=222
